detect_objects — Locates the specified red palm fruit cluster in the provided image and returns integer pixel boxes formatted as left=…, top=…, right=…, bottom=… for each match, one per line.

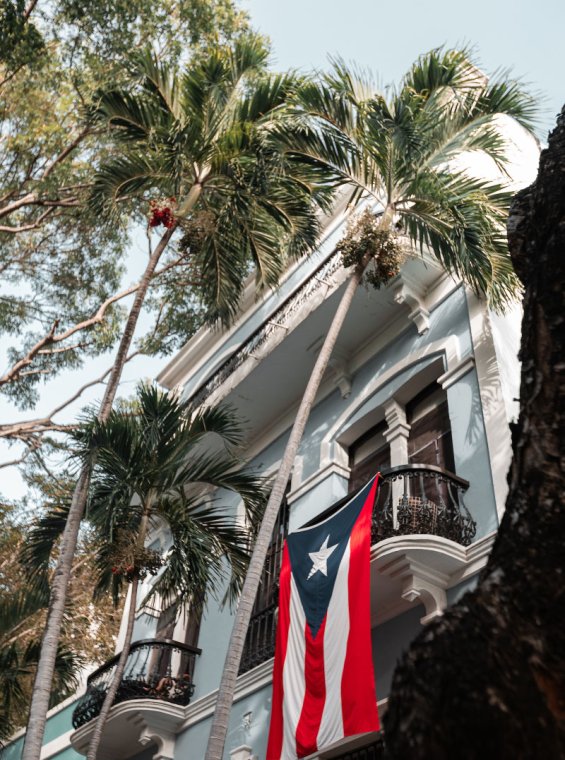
left=149, top=198, right=176, bottom=229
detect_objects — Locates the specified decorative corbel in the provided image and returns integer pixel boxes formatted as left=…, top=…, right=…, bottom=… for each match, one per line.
left=380, top=556, right=449, bottom=624
left=393, top=276, right=430, bottom=335
left=327, top=349, right=353, bottom=399
left=139, top=727, right=176, bottom=760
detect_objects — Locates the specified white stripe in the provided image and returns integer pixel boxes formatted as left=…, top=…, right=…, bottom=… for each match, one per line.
left=281, top=573, right=307, bottom=760
left=316, top=538, right=351, bottom=748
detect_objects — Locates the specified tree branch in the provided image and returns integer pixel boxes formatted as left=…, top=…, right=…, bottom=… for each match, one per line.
left=0, top=255, right=186, bottom=388
left=37, top=342, right=89, bottom=356
left=0, top=322, right=59, bottom=386
left=0, top=351, right=140, bottom=444
left=0, top=129, right=89, bottom=220
left=0, top=208, right=56, bottom=234
left=23, top=0, right=39, bottom=22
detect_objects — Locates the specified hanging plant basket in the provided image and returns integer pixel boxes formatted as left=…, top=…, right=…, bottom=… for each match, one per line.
left=336, top=208, right=404, bottom=288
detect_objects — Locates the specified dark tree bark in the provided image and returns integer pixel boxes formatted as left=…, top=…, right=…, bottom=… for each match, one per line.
left=383, top=109, right=565, bottom=759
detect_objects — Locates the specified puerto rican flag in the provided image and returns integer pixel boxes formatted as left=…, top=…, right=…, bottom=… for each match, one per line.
left=266, top=475, right=380, bottom=759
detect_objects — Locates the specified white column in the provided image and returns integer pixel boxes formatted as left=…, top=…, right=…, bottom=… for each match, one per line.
left=383, top=398, right=411, bottom=527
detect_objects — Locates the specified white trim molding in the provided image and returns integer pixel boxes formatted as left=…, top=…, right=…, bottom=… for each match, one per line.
left=437, top=355, right=476, bottom=389
left=393, top=273, right=430, bottom=335
left=465, top=291, right=513, bottom=518
left=318, top=336, right=462, bottom=477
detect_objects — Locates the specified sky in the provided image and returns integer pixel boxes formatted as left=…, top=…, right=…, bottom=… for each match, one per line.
left=244, top=0, right=563, bottom=138
left=1, top=0, right=563, bottom=501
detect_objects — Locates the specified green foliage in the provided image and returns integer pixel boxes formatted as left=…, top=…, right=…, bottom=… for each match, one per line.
left=0, top=0, right=45, bottom=73
left=25, top=384, right=269, bottom=613
left=291, top=47, right=538, bottom=310
left=88, top=43, right=329, bottom=326
left=0, top=0, right=261, bottom=412
left=0, top=502, right=122, bottom=742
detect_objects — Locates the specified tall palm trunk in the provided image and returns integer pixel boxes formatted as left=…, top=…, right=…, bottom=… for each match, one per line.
left=205, top=256, right=370, bottom=760
left=22, top=225, right=177, bottom=760
left=86, top=507, right=151, bottom=760
left=86, top=577, right=140, bottom=760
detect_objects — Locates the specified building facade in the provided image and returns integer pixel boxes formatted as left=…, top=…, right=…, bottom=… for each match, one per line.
left=5, top=129, right=538, bottom=760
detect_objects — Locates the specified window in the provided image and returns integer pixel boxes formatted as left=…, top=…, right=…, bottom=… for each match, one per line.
left=406, top=383, right=454, bottom=472
left=347, top=381, right=455, bottom=497
left=239, top=488, right=290, bottom=673
left=348, top=421, right=390, bottom=493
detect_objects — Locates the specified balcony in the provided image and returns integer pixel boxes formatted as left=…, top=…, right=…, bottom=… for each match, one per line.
left=371, top=464, right=475, bottom=546
left=72, top=638, right=201, bottom=729
left=239, top=465, right=475, bottom=674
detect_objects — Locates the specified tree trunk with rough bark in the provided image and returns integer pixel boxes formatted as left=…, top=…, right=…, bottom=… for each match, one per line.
left=21, top=225, right=176, bottom=760
left=383, top=108, right=565, bottom=759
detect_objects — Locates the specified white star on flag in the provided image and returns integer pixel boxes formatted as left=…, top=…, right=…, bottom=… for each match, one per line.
left=307, top=535, right=338, bottom=580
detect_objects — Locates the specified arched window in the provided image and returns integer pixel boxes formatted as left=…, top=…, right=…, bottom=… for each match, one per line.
left=347, top=381, right=456, bottom=494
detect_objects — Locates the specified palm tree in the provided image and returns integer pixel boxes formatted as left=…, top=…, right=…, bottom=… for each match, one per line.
left=26, top=383, right=267, bottom=760
left=204, top=48, right=538, bottom=759
left=22, top=39, right=329, bottom=760
left=0, top=584, right=80, bottom=747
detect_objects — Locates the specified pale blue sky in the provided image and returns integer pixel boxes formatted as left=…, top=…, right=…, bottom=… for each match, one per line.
left=244, top=0, right=563, bottom=137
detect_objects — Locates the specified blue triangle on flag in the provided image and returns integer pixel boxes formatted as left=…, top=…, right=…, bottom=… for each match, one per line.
left=286, top=476, right=376, bottom=639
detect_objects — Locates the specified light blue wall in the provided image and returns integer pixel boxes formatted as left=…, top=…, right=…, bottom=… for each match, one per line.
left=3, top=700, right=81, bottom=760
left=289, top=470, right=349, bottom=531
left=174, top=683, right=273, bottom=760
left=446, top=369, right=498, bottom=536
left=43, top=703, right=77, bottom=745
left=372, top=606, right=425, bottom=700
left=248, top=285, right=497, bottom=540
left=191, top=572, right=234, bottom=700
left=2, top=735, right=24, bottom=760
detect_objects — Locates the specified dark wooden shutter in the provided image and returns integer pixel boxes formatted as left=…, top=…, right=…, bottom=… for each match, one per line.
left=349, top=421, right=390, bottom=493
left=407, top=403, right=455, bottom=471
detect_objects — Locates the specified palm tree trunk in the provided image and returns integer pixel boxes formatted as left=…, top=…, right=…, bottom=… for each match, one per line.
left=86, top=507, right=151, bottom=760
left=86, top=576, right=139, bottom=760
left=21, top=225, right=176, bottom=760
left=204, top=258, right=368, bottom=760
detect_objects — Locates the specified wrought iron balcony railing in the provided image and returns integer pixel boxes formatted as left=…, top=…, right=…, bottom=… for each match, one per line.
left=372, top=464, right=475, bottom=546
left=239, top=464, right=475, bottom=674
left=72, top=638, right=201, bottom=729
left=239, top=600, right=278, bottom=675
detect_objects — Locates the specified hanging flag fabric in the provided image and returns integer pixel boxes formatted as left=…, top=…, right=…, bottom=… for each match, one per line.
left=266, top=474, right=380, bottom=760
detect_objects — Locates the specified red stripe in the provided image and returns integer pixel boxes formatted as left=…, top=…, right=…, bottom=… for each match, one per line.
left=341, top=474, right=380, bottom=735
left=266, top=543, right=292, bottom=759
left=295, top=615, right=327, bottom=758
